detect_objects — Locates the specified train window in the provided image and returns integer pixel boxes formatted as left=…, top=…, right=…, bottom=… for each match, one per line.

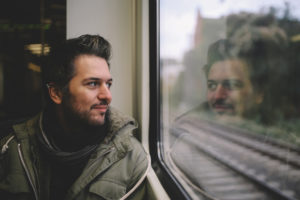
left=0, top=0, right=66, bottom=121
left=152, top=0, right=300, bottom=199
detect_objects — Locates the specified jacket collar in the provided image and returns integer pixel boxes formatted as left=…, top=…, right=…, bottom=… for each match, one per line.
left=12, top=107, right=137, bottom=143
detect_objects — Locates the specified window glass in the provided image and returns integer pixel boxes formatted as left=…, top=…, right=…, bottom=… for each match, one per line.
left=160, top=0, right=300, bottom=199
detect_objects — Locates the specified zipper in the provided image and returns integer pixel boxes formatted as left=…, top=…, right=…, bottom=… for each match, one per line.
left=17, top=143, right=39, bottom=200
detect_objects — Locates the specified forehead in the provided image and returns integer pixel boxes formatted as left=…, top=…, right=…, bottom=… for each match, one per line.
left=208, top=59, right=250, bottom=81
left=73, top=54, right=111, bottom=78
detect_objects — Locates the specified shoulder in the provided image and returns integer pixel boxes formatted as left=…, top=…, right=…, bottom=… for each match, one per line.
left=174, top=102, right=210, bottom=121
left=0, top=114, right=40, bottom=157
left=0, top=117, right=32, bottom=152
left=113, top=131, right=147, bottom=165
left=0, top=117, right=30, bottom=141
left=107, top=107, right=147, bottom=167
left=106, top=106, right=147, bottom=160
left=128, top=136, right=147, bottom=162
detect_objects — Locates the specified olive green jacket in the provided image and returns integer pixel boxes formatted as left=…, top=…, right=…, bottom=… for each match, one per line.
left=0, top=107, right=150, bottom=200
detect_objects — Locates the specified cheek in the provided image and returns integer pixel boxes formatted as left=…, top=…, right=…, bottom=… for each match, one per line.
left=206, top=91, right=214, bottom=101
left=233, top=91, right=253, bottom=110
left=240, top=88, right=255, bottom=103
left=232, top=91, right=244, bottom=101
left=71, top=91, right=96, bottom=107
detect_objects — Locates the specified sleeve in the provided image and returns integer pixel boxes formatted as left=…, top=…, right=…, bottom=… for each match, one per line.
left=0, top=134, right=34, bottom=199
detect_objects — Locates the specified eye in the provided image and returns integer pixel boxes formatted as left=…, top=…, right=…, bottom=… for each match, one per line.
left=223, top=80, right=244, bottom=90
left=86, top=81, right=99, bottom=88
left=106, top=82, right=112, bottom=89
left=207, top=81, right=217, bottom=91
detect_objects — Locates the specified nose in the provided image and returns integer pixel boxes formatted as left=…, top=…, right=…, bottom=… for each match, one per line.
left=214, top=84, right=228, bottom=100
left=97, top=84, right=112, bottom=104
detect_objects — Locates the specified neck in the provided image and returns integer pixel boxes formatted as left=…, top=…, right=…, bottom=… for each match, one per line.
left=43, top=105, right=108, bottom=152
left=55, top=105, right=73, bottom=134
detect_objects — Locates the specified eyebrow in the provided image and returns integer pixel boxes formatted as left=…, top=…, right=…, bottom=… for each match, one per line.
left=84, top=77, right=113, bottom=82
left=207, top=79, right=241, bottom=82
left=207, top=80, right=217, bottom=83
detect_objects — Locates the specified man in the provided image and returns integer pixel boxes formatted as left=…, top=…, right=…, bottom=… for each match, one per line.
left=203, top=39, right=264, bottom=120
left=0, top=34, right=149, bottom=200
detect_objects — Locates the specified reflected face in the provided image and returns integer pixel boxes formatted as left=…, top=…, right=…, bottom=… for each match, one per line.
left=62, top=55, right=112, bottom=126
left=207, top=59, right=262, bottom=117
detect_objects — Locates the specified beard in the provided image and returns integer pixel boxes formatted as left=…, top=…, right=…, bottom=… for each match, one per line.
left=60, top=90, right=110, bottom=135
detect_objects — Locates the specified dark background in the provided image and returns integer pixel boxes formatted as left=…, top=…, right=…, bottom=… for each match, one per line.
left=0, top=0, right=66, bottom=120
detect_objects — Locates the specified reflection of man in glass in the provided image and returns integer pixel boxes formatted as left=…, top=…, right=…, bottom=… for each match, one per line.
left=201, top=16, right=288, bottom=123
left=170, top=13, right=289, bottom=141
left=204, top=40, right=263, bottom=119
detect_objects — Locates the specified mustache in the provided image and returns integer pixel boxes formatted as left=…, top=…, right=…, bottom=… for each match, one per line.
left=91, top=100, right=109, bottom=108
left=212, top=99, right=234, bottom=109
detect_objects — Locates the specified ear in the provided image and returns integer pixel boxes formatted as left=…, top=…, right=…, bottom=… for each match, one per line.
left=48, top=84, right=63, bottom=104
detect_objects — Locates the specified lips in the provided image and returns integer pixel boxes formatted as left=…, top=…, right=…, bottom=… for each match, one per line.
left=91, top=105, right=108, bottom=113
left=212, top=103, right=234, bottom=113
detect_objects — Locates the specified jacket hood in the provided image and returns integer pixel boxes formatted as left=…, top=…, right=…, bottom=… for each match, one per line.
left=102, top=107, right=138, bottom=154
left=107, top=106, right=137, bottom=136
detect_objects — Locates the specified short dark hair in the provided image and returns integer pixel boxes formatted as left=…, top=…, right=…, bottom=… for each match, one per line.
left=42, top=34, right=112, bottom=103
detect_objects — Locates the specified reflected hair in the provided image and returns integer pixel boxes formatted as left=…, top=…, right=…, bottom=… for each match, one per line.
left=203, top=39, right=232, bottom=76
left=204, top=20, right=287, bottom=94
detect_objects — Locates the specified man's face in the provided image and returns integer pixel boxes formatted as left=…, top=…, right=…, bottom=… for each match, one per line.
left=207, top=59, right=262, bottom=117
left=61, top=55, right=112, bottom=126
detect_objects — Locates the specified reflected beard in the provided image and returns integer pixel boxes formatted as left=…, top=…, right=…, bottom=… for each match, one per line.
left=211, top=99, right=235, bottom=115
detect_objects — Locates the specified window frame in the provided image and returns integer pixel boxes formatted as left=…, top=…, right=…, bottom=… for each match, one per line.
left=148, top=0, right=192, bottom=199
